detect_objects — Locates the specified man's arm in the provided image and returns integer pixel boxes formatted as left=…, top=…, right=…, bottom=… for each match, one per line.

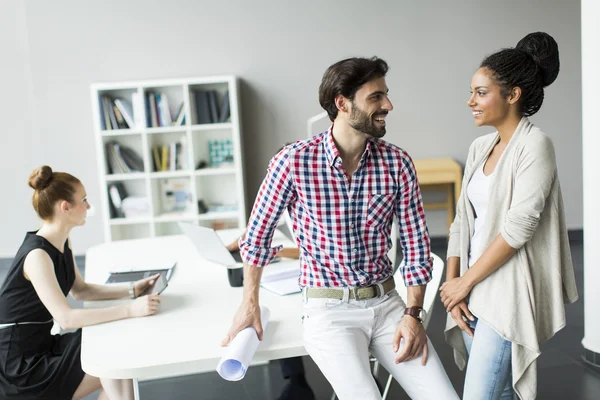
left=221, top=263, right=264, bottom=345
left=392, top=155, right=431, bottom=365
left=222, top=147, right=295, bottom=345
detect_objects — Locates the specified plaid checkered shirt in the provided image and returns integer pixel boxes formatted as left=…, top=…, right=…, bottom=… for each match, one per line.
left=240, top=127, right=432, bottom=288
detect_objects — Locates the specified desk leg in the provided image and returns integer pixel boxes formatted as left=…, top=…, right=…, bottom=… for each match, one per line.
left=447, top=184, right=455, bottom=231
left=263, top=363, right=273, bottom=400
left=133, top=378, right=141, bottom=400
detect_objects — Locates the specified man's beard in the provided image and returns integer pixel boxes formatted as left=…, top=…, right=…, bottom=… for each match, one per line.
left=349, top=102, right=387, bottom=138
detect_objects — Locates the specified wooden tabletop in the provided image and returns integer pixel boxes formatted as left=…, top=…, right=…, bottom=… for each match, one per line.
left=414, top=158, right=462, bottom=186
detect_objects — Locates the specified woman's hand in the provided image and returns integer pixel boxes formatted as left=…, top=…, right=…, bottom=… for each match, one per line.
left=439, top=277, right=473, bottom=311
left=128, top=294, right=161, bottom=318
left=449, top=300, right=475, bottom=337
left=133, top=274, right=160, bottom=297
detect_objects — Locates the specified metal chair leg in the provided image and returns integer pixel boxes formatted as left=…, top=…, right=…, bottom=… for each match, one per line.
left=382, top=373, right=394, bottom=399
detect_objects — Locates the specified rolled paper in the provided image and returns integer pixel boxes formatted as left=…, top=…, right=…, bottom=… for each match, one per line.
left=216, top=306, right=271, bottom=381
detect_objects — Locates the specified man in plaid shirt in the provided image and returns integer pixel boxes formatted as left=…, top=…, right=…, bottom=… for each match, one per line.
left=223, top=57, right=458, bottom=399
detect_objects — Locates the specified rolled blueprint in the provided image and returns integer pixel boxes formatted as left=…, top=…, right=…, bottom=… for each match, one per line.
left=216, top=306, right=271, bottom=381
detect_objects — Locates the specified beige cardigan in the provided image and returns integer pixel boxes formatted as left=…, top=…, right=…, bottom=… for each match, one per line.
left=444, top=117, right=579, bottom=400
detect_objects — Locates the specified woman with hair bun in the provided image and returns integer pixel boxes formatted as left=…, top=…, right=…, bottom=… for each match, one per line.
left=0, top=166, right=161, bottom=400
left=439, top=32, right=579, bottom=399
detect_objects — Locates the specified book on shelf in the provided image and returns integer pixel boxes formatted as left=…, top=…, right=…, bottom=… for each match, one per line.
left=157, top=93, right=172, bottom=126
left=207, top=91, right=219, bottom=123
left=174, top=102, right=186, bottom=126
left=148, top=92, right=159, bottom=128
left=193, top=89, right=230, bottom=124
left=194, top=90, right=212, bottom=124
left=114, top=98, right=135, bottom=129
left=112, top=103, right=128, bottom=129
left=105, top=141, right=143, bottom=174
left=145, top=92, right=181, bottom=128
left=101, top=95, right=138, bottom=130
left=151, top=138, right=187, bottom=172
left=108, top=182, right=128, bottom=218
left=219, top=90, right=230, bottom=122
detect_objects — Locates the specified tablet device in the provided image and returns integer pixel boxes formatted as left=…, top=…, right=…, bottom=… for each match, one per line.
left=141, top=274, right=168, bottom=296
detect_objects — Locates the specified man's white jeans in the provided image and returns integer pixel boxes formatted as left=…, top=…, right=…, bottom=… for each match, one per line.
left=302, top=288, right=459, bottom=400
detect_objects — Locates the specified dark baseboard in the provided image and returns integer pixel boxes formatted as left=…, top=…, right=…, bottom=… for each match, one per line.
left=583, top=348, right=600, bottom=371
left=568, top=229, right=584, bottom=243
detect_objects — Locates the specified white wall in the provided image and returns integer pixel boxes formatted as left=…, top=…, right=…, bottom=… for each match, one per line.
left=0, top=0, right=582, bottom=256
left=581, top=0, right=599, bottom=355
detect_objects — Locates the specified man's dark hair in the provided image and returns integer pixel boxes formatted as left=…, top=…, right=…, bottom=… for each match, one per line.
left=480, top=32, right=560, bottom=117
left=319, top=57, right=389, bottom=122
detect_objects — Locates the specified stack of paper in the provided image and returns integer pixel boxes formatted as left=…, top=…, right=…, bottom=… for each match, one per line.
left=260, top=261, right=300, bottom=296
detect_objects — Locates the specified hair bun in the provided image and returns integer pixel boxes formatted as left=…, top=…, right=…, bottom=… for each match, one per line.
left=28, top=165, right=54, bottom=190
left=516, top=32, right=560, bottom=87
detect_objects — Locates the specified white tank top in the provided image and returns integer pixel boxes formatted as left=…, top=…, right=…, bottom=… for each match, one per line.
left=467, top=162, right=492, bottom=267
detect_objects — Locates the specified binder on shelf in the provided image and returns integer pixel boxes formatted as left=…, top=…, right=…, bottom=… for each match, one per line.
left=112, top=103, right=129, bottom=129
left=152, top=147, right=161, bottom=171
left=207, top=90, right=219, bottom=123
left=148, top=92, right=158, bottom=128
left=219, top=90, right=230, bottom=122
left=194, top=90, right=212, bottom=124
left=157, top=92, right=172, bottom=126
left=114, top=98, right=135, bottom=129
left=108, top=182, right=128, bottom=218
left=105, top=141, right=143, bottom=174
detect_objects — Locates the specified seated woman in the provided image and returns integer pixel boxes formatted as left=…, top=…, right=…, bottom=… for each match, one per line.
left=0, top=166, right=161, bottom=400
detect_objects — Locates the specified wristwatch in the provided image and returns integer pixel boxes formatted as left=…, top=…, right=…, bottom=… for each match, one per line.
left=129, top=282, right=136, bottom=299
left=404, top=306, right=426, bottom=324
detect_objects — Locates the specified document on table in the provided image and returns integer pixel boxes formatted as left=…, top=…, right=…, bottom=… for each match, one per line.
left=259, top=260, right=300, bottom=295
left=261, top=278, right=300, bottom=296
left=216, top=306, right=271, bottom=381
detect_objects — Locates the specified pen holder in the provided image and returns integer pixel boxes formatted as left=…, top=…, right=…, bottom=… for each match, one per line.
left=227, top=266, right=244, bottom=287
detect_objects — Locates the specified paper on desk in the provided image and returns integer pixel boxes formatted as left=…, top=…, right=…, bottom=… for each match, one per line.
left=216, top=306, right=271, bottom=381
left=261, top=262, right=299, bottom=283
left=261, top=277, right=301, bottom=296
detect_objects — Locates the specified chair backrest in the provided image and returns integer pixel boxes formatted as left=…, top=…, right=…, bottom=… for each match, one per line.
left=393, top=253, right=445, bottom=329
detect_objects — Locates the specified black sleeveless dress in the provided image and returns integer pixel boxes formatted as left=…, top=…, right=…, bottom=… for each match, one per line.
left=0, top=232, right=85, bottom=400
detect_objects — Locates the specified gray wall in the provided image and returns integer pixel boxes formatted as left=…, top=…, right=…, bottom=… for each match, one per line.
left=0, top=0, right=581, bottom=256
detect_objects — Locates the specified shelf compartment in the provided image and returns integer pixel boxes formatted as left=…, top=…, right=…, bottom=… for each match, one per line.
left=188, top=82, right=231, bottom=126
left=150, top=177, right=194, bottom=217
left=102, top=135, right=145, bottom=175
left=143, top=85, right=186, bottom=129
left=146, top=131, right=190, bottom=172
left=96, top=88, right=142, bottom=132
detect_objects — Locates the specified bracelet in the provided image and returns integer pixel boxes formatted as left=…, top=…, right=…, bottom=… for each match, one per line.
left=129, top=282, right=136, bottom=299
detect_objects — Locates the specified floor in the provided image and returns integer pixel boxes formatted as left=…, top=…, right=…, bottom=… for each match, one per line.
left=1, top=236, right=598, bottom=399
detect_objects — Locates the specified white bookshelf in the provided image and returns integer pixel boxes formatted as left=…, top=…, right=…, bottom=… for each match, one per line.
left=90, top=76, right=247, bottom=242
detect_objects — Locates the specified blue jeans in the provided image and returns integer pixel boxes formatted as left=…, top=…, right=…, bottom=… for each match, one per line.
left=462, top=318, right=515, bottom=400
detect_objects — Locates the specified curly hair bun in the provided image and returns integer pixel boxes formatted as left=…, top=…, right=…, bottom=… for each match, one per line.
left=28, top=165, right=54, bottom=191
left=516, top=32, right=560, bottom=87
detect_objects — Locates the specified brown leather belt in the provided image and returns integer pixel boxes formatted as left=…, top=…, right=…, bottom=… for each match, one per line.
left=305, top=277, right=395, bottom=300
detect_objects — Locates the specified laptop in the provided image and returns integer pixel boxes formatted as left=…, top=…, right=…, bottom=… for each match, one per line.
left=178, top=222, right=242, bottom=268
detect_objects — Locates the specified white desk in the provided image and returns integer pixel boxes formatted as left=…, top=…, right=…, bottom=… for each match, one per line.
left=81, top=229, right=305, bottom=398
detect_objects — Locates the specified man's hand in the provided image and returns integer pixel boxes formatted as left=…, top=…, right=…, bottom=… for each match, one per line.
left=221, top=300, right=263, bottom=346
left=449, top=300, right=475, bottom=337
left=393, top=315, right=428, bottom=366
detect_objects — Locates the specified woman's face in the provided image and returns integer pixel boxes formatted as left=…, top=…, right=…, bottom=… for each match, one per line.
left=467, top=67, right=512, bottom=128
left=66, top=183, right=91, bottom=226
